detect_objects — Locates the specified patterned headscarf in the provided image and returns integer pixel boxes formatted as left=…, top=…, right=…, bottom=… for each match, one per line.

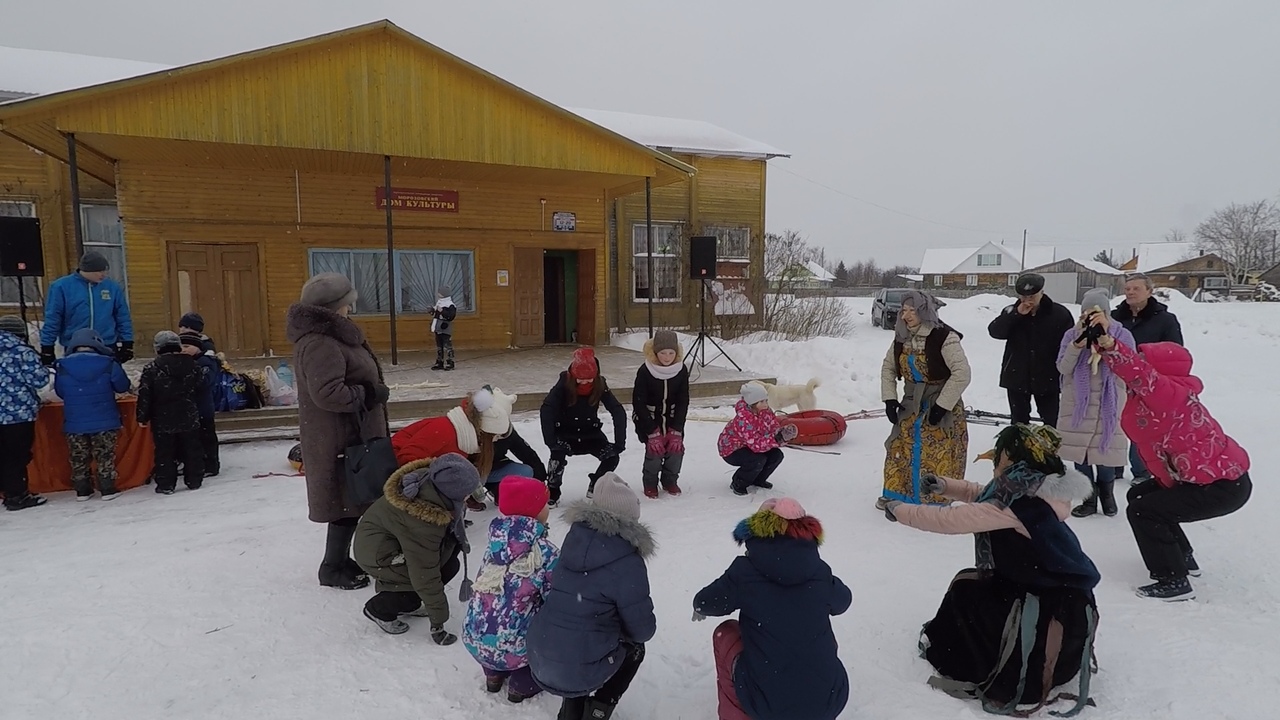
left=894, top=291, right=942, bottom=344
left=972, top=424, right=1067, bottom=569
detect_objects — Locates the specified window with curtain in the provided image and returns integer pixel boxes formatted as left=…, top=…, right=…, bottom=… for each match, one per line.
left=81, top=204, right=126, bottom=294
left=703, top=225, right=751, bottom=260
left=398, top=251, right=475, bottom=312
left=632, top=222, right=681, bottom=302
left=0, top=201, right=42, bottom=306
left=308, top=249, right=474, bottom=314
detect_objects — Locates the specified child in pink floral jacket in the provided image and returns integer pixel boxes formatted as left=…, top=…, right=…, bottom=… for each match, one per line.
left=463, top=476, right=560, bottom=702
left=718, top=383, right=798, bottom=496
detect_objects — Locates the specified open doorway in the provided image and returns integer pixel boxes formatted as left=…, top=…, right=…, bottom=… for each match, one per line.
left=543, top=251, right=579, bottom=343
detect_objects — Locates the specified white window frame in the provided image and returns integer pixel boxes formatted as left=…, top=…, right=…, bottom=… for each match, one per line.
left=1203, top=276, right=1230, bottom=289
left=1007, top=274, right=1019, bottom=286
left=0, top=200, right=43, bottom=307
left=966, top=274, right=979, bottom=287
left=977, top=253, right=1002, bottom=267
left=703, top=225, right=751, bottom=262
left=306, top=248, right=477, bottom=315
left=932, top=275, right=943, bottom=286
left=80, top=203, right=127, bottom=298
left=632, top=222, right=682, bottom=303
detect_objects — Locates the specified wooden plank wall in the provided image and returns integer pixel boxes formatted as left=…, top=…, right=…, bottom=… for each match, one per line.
left=0, top=135, right=116, bottom=303
left=114, top=161, right=608, bottom=355
left=615, top=155, right=767, bottom=330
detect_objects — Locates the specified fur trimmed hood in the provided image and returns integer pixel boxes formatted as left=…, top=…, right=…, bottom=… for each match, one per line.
left=285, top=302, right=367, bottom=346
left=383, top=459, right=454, bottom=526
left=561, top=501, right=656, bottom=559
left=1030, top=466, right=1094, bottom=505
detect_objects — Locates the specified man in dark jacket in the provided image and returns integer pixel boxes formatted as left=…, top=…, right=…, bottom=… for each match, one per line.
left=540, top=348, right=628, bottom=506
left=181, top=332, right=221, bottom=476
left=1110, top=273, right=1183, bottom=483
left=527, top=473, right=655, bottom=720
left=987, top=273, right=1074, bottom=427
left=137, top=331, right=207, bottom=493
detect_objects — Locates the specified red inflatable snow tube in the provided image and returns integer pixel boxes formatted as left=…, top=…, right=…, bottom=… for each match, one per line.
left=780, top=410, right=848, bottom=446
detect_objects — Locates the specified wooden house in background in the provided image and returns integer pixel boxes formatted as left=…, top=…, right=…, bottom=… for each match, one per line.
left=1120, top=242, right=1231, bottom=296
left=1023, top=258, right=1125, bottom=304
left=0, top=22, right=722, bottom=357
left=917, top=241, right=1057, bottom=295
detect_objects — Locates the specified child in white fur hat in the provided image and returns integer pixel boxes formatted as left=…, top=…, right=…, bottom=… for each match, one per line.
left=718, top=382, right=798, bottom=496
left=430, top=286, right=458, bottom=371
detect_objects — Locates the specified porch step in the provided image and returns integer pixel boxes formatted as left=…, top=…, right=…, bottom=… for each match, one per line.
left=215, top=375, right=773, bottom=440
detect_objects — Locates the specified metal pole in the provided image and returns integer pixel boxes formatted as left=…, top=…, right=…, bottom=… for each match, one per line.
left=645, top=177, right=653, bottom=336
left=1020, top=229, right=1027, bottom=270
left=384, top=155, right=398, bottom=366
left=67, top=133, right=84, bottom=261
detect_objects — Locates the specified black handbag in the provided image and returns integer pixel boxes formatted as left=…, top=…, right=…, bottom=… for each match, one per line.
left=343, top=408, right=399, bottom=507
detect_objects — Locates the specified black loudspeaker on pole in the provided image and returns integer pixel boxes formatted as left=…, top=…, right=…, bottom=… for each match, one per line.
left=689, top=235, right=717, bottom=280
left=0, top=216, right=45, bottom=332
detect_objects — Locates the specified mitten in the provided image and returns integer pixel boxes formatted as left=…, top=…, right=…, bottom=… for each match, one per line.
left=883, top=500, right=903, bottom=522
left=645, top=431, right=666, bottom=457
left=115, top=341, right=134, bottom=364
left=920, top=474, right=946, bottom=496
left=40, top=346, right=56, bottom=367
left=927, top=404, right=948, bottom=426
left=777, top=424, right=799, bottom=443
left=691, top=610, right=707, bottom=622
left=598, top=443, right=619, bottom=461
left=364, top=383, right=391, bottom=409
left=666, top=430, right=685, bottom=456
left=431, top=625, right=457, bottom=646
left=885, top=400, right=900, bottom=425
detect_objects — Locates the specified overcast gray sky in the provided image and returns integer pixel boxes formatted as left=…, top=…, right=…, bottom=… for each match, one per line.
left=4, top=1, right=1278, bottom=267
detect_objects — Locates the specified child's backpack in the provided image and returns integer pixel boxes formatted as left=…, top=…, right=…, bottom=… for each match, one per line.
left=441, top=305, right=457, bottom=322
left=213, top=370, right=250, bottom=412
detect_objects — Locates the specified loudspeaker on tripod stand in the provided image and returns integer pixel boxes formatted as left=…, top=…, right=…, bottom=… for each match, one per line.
left=689, top=235, right=717, bottom=280
left=0, top=216, right=45, bottom=277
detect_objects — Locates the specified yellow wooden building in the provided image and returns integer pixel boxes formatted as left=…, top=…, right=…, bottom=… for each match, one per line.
left=0, top=21, right=785, bottom=357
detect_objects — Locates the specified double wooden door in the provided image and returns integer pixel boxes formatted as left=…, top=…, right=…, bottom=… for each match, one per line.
left=512, top=247, right=596, bottom=348
left=170, top=243, right=265, bottom=355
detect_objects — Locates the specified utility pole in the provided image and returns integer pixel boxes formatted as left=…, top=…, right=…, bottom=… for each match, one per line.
left=1020, top=229, right=1027, bottom=270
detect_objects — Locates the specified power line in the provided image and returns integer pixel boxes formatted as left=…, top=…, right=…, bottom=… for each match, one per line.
left=773, top=165, right=1162, bottom=247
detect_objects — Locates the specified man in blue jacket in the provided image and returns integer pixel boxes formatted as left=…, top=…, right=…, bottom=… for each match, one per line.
left=40, top=251, right=135, bottom=366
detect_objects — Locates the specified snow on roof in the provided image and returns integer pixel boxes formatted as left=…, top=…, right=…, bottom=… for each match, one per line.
left=920, top=247, right=978, bottom=274
left=900, top=273, right=924, bottom=282
left=0, top=45, right=171, bottom=99
left=1134, top=242, right=1196, bottom=272
left=804, top=261, right=836, bottom=282
left=566, top=107, right=789, bottom=159
left=1070, top=258, right=1126, bottom=276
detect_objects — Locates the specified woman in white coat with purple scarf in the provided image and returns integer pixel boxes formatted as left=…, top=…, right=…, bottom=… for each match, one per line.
left=1056, top=288, right=1135, bottom=517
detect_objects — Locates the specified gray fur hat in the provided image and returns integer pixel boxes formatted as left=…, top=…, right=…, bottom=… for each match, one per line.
left=300, top=273, right=358, bottom=312
left=591, top=472, right=641, bottom=522
left=153, top=330, right=181, bottom=353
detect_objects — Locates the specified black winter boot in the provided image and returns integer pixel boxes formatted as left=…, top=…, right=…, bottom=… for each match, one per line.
left=557, top=697, right=587, bottom=720
left=1070, top=493, right=1098, bottom=518
left=319, top=521, right=369, bottom=590
left=1098, top=481, right=1118, bottom=517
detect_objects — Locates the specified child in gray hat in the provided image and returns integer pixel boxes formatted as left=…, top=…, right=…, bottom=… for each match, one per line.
left=430, top=286, right=458, bottom=371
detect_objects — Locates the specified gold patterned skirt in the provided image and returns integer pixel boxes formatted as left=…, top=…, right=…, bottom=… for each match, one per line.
left=883, top=353, right=969, bottom=504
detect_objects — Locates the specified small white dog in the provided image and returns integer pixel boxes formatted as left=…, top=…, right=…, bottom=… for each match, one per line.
left=752, top=378, right=822, bottom=412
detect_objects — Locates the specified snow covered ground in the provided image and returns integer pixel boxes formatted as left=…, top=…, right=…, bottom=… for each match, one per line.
left=3, top=294, right=1276, bottom=720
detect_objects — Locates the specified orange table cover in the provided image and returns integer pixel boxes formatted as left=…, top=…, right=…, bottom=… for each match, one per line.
left=29, top=398, right=155, bottom=494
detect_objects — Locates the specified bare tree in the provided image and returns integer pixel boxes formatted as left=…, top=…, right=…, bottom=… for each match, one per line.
left=1194, top=200, right=1280, bottom=283
left=1164, top=228, right=1189, bottom=244
left=757, top=230, right=854, bottom=340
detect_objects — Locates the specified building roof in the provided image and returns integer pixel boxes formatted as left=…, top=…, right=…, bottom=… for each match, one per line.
left=804, top=260, right=836, bottom=282
left=567, top=107, right=789, bottom=160
left=919, top=242, right=1056, bottom=274
left=1131, top=242, right=1196, bottom=272
left=0, top=45, right=171, bottom=99
left=1071, top=258, right=1126, bottom=275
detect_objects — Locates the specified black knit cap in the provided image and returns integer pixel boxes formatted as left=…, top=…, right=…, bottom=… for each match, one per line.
left=179, top=312, right=205, bottom=332
left=79, top=251, right=110, bottom=273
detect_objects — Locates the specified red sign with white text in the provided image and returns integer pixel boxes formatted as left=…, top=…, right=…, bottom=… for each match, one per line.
left=375, top=187, right=460, bottom=213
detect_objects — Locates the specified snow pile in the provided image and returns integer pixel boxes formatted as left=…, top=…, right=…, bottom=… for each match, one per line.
left=2, top=295, right=1278, bottom=719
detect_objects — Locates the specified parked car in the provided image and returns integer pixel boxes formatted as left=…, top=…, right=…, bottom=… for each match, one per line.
left=871, top=288, right=909, bottom=328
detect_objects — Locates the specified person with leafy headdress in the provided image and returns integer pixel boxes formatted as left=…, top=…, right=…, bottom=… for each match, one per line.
left=884, top=424, right=1101, bottom=717
left=878, top=290, right=971, bottom=510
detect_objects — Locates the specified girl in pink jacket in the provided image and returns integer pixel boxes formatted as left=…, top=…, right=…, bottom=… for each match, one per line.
left=718, top=383, right=798, bottom=496
left=1097, top=331, right=1251, bottom=602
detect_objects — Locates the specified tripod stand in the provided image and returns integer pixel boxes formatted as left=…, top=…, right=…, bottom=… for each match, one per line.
left=685, top=279, right=741, bottom=371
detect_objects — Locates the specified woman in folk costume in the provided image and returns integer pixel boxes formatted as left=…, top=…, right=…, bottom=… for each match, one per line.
left=1056, top=288, right=1135, bottom=518
left=885, top=425, right=1100, bottom=717
left=879, top=291, right=972, bottom=510
left=392, top=386, right=540, bottom=510
left=632, top=329, right=691, bottom=499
